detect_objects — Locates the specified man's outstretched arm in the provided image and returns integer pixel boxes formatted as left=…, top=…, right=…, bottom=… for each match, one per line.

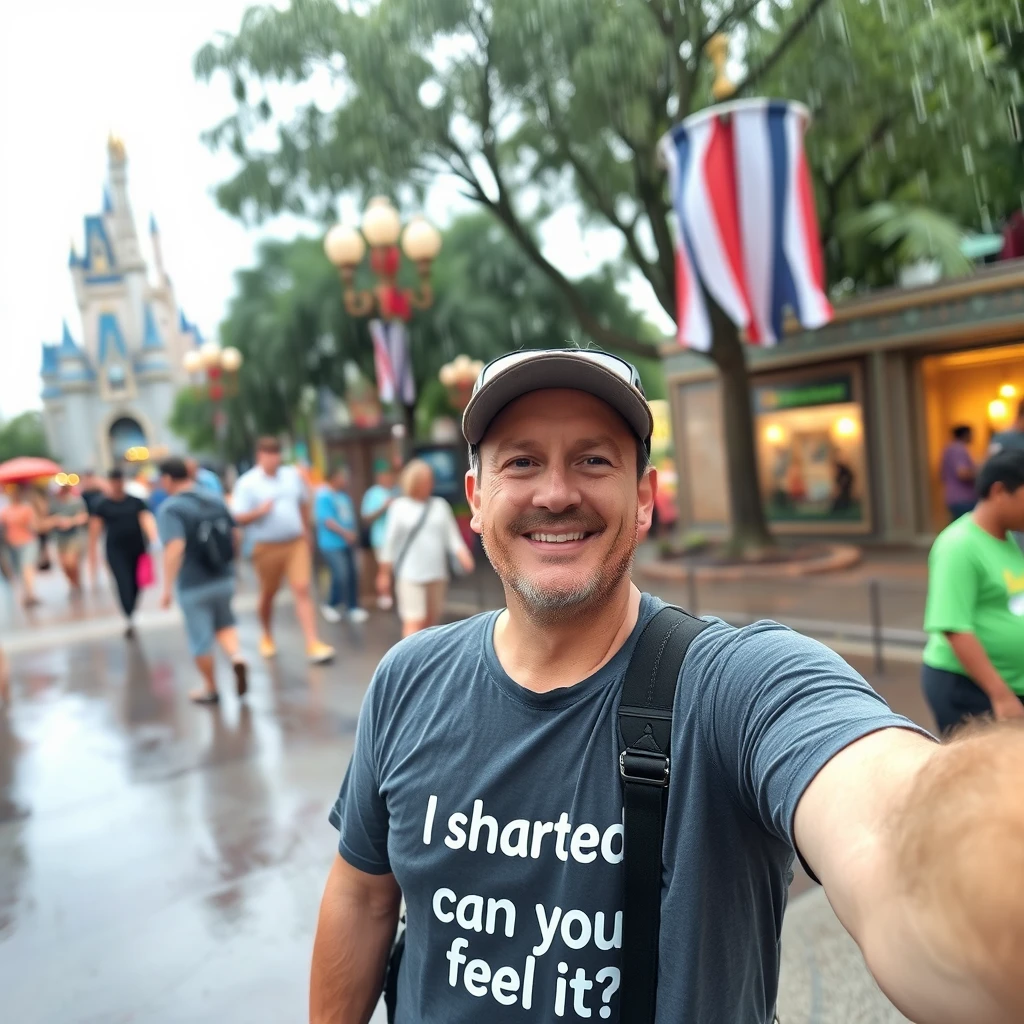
left=309, top=854, right=401, bottom=1024
left=795, top=722, right=1024, bottom=1023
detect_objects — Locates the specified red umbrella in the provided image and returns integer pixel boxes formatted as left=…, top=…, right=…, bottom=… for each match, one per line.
left=0, top=457, right=64, bottom=485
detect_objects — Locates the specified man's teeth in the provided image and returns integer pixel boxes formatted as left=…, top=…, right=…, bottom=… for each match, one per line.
left=528, top=532, right=587, bottom=543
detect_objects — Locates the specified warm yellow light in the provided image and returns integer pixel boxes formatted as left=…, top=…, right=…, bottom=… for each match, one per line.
left=136, top=446, right=150, bottom=462
left=989, top=398, right=1009, bottom=423
left=764, top=424, right=785, bottom=444
left=67, top=473, right=80, bottom=486
left=834, top=416, right=858, bottom=438
left=55, top=473, right=69, bottom=486
left=999, top=383, right=1018, bottom=399
left=401, top=217, right=442, bottom=263
left=199, top=341, right=221, bottom=370
left=361, top=196, right=402, bottom=247
left=220, top=346, right=243, bottom=373
left=323, top=224, right=366, bottom=267
left=183, top=350, right=203, bottom=374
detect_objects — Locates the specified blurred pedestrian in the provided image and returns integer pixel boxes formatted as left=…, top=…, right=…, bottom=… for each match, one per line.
left=940, top=424, right=977, bottom=521
left=157, top=457, right=247, bottom=705
left=0, top=643, right=8, bottom=706
left=232, top=437, right=335, bottom=664
left=377, top=459, right=474, bottom=637
left=0, top=486, right=42, bottom=607
left=186, top=457, right=225, bottom=498
left=922, top=449, right=1024, bottom=733
left=315, top=466, right=368, bottom=625
left=88, top=468, right=157, bottom=637
left=47, top=482, right=89, bottom=593
left=78, top=469, right=107, bottom=586
left=125, top=469, right=151, bottom=503
left=361, top=459, right=398, bottom=609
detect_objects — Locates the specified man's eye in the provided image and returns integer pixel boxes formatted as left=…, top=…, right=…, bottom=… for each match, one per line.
left=583, top=456, right=611, bottom=466
left=510, top=458, right=534, bottom=469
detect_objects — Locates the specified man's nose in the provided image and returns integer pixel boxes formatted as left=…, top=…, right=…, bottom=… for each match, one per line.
left=532, top=465, right=581, bottom=513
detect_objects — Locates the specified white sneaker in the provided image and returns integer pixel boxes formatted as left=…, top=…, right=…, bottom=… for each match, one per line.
left=320, top=605, right=342, bottom=624
left=348, top=607, right=370, bottom=624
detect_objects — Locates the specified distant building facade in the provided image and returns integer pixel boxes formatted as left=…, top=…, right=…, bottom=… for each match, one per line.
left=40, top=136, right=198, bottom=470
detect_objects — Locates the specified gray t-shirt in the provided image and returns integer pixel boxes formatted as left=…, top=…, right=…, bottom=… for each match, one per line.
left=989, top=428, right=1024, bottom=454
left=157, top=489, right=235, bottom=590
left=331, top=594, right=925, bottom=1023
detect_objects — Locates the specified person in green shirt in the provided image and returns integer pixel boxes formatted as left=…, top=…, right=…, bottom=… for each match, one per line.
left=922, top=448, right=1024, bottom=733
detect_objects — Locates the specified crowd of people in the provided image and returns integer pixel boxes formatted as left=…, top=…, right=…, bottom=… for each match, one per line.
left=0, top=441, right=475, bottom=705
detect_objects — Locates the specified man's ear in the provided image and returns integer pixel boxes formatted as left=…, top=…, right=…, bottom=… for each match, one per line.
left=636, top=466, right=657, bottom=540
left=466, top=470, right=483, bottom=536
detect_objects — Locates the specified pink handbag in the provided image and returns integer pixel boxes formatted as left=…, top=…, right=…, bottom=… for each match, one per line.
left=136, top=552, right=155, bottom=589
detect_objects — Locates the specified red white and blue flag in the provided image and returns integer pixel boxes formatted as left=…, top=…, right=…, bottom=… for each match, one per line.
left=370, top=319, right=416, bottom=406
left=660, top=99, right=832, bottom=351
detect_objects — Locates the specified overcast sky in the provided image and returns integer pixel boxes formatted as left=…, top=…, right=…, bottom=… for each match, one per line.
left=0, top=1, right=671, bottom=421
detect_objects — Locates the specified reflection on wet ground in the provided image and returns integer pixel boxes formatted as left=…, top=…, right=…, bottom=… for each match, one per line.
left=0, top=587, right=396, bottom=1023
left=0, top=567, right=930, bottom=1023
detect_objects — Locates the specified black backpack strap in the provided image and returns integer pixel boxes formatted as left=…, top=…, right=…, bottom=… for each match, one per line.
left=618, top=606, right=710, bottom=1024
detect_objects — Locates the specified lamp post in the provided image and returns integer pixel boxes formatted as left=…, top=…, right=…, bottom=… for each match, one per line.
left=324, top=197, right=442, bottom=454
left=439, top=355, right=484, bottom=412
left=183, top=343, right=244, bottom=460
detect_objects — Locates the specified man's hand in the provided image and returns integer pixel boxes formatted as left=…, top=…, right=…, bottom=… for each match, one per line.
left=991, top=691, right=1024, bottom=720
left=160, top=589, right=173, bottom=610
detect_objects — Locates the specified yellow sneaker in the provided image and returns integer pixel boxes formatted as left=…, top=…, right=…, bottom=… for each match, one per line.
left=307, top=641, right=335, bottom=665
left=259, top=635, right=277, bottom=659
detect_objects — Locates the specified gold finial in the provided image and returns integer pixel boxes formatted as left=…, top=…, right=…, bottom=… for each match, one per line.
left=706, top=33, right=736, bottom=102
left=107, top=131, right=126, bottom=161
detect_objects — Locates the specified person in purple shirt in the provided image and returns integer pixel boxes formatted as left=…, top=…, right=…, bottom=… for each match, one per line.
left=940, top=424, right=978, bottom=520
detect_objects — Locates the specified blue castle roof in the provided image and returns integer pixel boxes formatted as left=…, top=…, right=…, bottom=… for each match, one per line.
left=142, top=305, right=163, bottom=350
left=82, top=215, right=116, bottom=276
left=41, top=343, right=59, bottom=378
left=59, top=320, right=84, bottom=357
left=149, top=213, right=158, bottom=234
left=103, top=187, right=113, bottom=214
left=96, top=312, right=128, bottom=365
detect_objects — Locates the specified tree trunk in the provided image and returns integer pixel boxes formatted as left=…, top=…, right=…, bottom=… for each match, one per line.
left=707, top=299, right=775, bottom=554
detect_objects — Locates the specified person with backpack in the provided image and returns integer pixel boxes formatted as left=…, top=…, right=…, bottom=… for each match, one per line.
left=310, top=349, right=1024, bottom=1024
left=156, top=457, right=247, bottom=705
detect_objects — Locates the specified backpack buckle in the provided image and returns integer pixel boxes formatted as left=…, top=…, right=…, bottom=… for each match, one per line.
left=619, top=749, right=670, bottom=787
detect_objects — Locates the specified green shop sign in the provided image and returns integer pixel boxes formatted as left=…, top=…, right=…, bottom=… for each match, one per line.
left=755, top=375, right=853, bottom=412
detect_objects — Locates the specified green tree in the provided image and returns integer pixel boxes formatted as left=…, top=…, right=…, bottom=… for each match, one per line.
left=0, top=411, right=51, bottom=463
left=195, top=0, right=1015, bottom=547
left=170, top=213, right=664, bottom=459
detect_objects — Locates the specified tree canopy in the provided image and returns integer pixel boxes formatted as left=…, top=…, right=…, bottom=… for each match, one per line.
left=0, top=411, right=51, bottom=464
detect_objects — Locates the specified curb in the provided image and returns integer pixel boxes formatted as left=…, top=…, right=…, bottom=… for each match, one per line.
left=637, top=544, right=862, bottom=583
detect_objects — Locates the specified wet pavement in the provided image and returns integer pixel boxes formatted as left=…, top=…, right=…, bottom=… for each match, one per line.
left=0, top=564, right=932, bottom=1023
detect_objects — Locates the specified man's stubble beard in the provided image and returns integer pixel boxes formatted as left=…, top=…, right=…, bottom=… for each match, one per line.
left=480, top=515, right=638, bottom=625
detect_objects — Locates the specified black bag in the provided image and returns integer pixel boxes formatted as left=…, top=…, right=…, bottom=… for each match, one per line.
left=183, top=492, right=235, bottom=573
left=617, top=606, right=709, bottom=1024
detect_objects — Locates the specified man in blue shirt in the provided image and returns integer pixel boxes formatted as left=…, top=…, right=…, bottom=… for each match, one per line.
left=187, top=457, right=225, bottom=498
left=315, top=466, right=368, bottom=624
left=360, top=459, right=397, bottom=556
left=311, top=349, right=1024, bottom=1024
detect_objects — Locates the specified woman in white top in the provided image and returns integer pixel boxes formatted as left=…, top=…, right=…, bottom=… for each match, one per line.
left=377, top=459, right=474, bottom=637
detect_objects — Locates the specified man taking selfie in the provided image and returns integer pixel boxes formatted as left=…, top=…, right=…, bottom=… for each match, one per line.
left=311, top=349, right=1024, bottom=1024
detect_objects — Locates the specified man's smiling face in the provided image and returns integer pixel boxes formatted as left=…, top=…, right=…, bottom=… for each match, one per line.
left=467, top=388, right=655, bottom=621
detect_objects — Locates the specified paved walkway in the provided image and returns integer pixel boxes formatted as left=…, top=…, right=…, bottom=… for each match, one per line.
left=0, top=558, right=932, bottom=1023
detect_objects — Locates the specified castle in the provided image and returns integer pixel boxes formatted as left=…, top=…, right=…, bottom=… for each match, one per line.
left=40, top=137, right=199, bottom=470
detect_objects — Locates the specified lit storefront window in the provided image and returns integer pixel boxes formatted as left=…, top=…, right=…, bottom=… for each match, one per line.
left=754, top=372, right=868, bottom=528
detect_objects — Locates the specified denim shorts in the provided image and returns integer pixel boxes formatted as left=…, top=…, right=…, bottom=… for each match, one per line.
left=178, top=578, right=236, bottom=656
